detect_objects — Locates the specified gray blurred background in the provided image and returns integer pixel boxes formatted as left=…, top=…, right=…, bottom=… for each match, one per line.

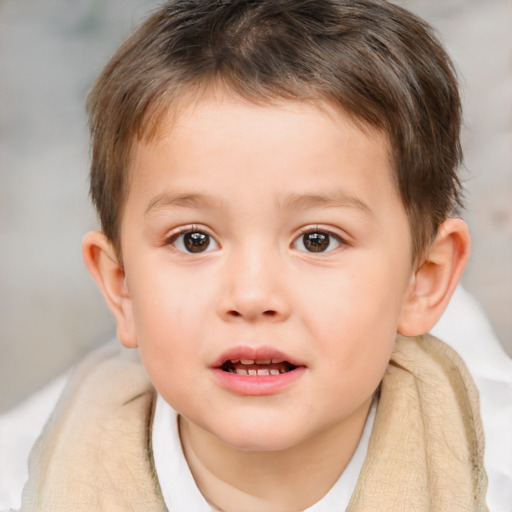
left=1, top=0, right=511, bottom=413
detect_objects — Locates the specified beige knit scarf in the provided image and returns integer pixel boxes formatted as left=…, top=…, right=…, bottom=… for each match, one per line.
left=19, top=334, right=488, bottom=511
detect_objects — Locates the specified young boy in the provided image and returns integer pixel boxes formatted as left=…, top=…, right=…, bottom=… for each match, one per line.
left=19, top=0, right=488, bottom=510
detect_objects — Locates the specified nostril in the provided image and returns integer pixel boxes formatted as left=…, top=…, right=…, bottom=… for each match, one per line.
left=226, top=309, right=278, bottom=318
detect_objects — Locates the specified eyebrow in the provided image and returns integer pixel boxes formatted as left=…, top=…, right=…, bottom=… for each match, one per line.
left=277, top=191, right=374, bottom=216
left=145, top=190, right=373, bottom=216
left=145, top=192, right=217, bottom=214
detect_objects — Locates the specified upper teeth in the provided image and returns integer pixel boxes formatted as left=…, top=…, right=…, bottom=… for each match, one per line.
left=231, top=358, right=283, bottom=365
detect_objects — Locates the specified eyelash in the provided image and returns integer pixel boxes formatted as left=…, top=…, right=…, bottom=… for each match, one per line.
left=164, top=225, right=219, bottom=254
left=293, top=227, right=345, bottom=254
left=164, top=225, right=346, bottom=255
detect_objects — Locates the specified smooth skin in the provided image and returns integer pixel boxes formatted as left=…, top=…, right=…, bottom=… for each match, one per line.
left=83, top=90, right=470, bottom=511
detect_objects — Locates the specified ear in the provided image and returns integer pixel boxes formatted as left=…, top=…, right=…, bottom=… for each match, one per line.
left=398, top=218, right=471, bottom=336
left=82, top=231, right=138, bottom=348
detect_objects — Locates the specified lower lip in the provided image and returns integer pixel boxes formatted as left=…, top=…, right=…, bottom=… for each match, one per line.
left=211, top=367, right=306, bottom=396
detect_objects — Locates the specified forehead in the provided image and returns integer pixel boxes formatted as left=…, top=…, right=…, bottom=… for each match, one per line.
left=139, top=85, right=392, bottom=160
left=126, top=91, right=400, bottom=219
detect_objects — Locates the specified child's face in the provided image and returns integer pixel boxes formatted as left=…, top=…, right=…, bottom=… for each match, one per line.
left=119, top=92, right=415, bottom=451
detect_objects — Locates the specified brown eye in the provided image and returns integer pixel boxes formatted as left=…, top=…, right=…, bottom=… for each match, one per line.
left=294, top=230, right=342, bottom=253
left=171, top=230, right=219, bottom=253
left=303, top=232, right=328, bottom=252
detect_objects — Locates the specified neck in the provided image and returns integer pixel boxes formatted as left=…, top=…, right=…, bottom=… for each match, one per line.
left=180, top=398, right=372, bottom=512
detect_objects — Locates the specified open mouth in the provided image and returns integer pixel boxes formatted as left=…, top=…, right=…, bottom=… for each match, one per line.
left=219, top=359, right=298, bottom=376
left=213, top=349, right=305, bottom=394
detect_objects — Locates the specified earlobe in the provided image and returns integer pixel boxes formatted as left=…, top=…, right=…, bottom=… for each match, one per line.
left=398, top=218, right=471, bottom=336
left=82, top=231, right=138, bottom=348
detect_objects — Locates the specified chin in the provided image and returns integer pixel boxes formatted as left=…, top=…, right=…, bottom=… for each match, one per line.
left=225, top=435, right=300, bottom=453
left=210, top=417, right=307, bottom=452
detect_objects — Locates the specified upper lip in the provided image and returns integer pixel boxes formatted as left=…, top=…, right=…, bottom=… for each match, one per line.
left=211, top=346, right=305, bottom=368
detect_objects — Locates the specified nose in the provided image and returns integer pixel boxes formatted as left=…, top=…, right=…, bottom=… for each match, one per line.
left=217, top=247, right=291, bottom=323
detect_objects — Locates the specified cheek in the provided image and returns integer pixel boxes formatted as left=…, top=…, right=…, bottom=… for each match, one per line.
left=134, top=290, right=208, bottom=348
left=130, top=279, right=213, bottom=407
left=299, top=259, right=404, bottom=375
left=302, top=262, right=403, bottom=332
left=130, top=260, right=217, bottom=335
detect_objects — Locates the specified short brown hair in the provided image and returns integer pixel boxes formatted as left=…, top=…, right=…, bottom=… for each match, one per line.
left=87, top=0, right=463, bottom=262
